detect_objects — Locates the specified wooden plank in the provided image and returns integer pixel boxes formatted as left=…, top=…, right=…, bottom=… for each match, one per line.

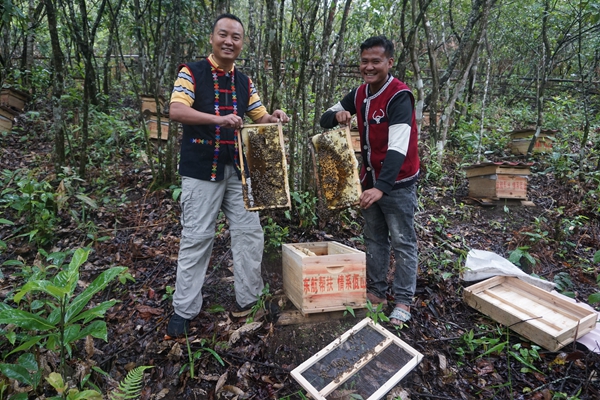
left=463, top=276, right=597, bottom=351
left=465, top=165, right=531, bottom=178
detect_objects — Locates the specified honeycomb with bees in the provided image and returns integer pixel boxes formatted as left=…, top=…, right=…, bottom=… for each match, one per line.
left=312, top=127, right=361, bottom=209
left=238, top=123, right=291, bottom=211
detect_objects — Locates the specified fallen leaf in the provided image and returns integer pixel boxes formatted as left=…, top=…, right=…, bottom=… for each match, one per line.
left=229, top=322, right=262, bottom=344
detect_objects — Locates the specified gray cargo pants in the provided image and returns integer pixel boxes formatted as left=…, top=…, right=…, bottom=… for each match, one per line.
left=172, top=165, right=265, bottom=319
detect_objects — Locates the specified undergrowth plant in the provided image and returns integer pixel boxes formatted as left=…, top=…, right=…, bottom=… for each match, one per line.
left=263, top=217, right=289, bottom=252
left=181, top=337, right=224, bottom=379
left=287, top=191, right=318, bottom=228
left=0, top=248, right=128, bottom=383
left=365, top=301, right=388, bottom=325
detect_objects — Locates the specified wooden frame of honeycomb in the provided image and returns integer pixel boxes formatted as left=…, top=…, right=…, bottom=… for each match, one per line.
left=312, top=126, right=361, bottom=209
left=238, top=123, right=291, bottom=211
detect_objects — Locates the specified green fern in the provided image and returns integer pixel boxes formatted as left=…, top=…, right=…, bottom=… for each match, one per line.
left=108, top=366, right=153, bottom=400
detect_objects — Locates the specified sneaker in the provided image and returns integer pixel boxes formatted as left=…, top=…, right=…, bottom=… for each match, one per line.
left=166, top=313, right=190, bottom=338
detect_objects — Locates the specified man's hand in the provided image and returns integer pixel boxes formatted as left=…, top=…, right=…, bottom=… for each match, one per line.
left=335, top=111, right=352, bottom=126
left=218, top=114, right=244, bottom=129
left=270, top=109, right=290, bottom=123
left=360, top=188, right=383, bottom=209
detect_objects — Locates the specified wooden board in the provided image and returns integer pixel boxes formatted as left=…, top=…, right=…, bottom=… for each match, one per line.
left=468, top=174, right=528, bottom=200
left=312, top=127, right=362, bottom=209
left=463, top=276, right=597, bottom=351
left=465, top=164, right=531, bottom=178
left=145, top=115, right=169, bottom=140
left=510, top=137, right=553, bottom=154
left=349, top=129, right=361, bottom=153
left=0, top=106, right=17, bottom=133
left=282, top=242, right=366, bottom=315
left=238, top=123, right=291, bottom=211
left=291, top=317, right=423, bottom=400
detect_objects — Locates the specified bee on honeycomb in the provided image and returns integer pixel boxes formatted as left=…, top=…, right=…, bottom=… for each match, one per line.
left=241, top=125, right=290, bottom=210
left=314, top=129, right=360, bottom=209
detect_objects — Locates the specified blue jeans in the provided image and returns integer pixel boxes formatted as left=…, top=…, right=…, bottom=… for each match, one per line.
left=361, top=183, right=418, bottom=306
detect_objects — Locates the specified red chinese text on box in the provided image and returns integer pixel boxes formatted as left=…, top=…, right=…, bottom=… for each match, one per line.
left=303, top=273, right=366, bottom=294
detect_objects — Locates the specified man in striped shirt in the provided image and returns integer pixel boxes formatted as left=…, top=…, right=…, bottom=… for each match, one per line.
left=167, top=13, right=289, bottom=338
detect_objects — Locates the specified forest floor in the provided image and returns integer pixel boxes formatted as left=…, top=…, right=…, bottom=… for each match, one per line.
left=1, top=116, right=600, bottom=400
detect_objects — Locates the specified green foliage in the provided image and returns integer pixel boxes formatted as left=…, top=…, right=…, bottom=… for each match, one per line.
left=365, top=301, right=388, bottom=325
left=553, top=272, right=575, bottom=298
left=108, top=366, right=154, bottom=400
left=263, top=217, right=289, bottom=252
left=181, top=336, right=224, bottom=379
left=246, top=284, right=273, bottom=324
left=508, top=247, right=536, bottom=268
left=0, top=248, right=127, bottom=369
left=0, top=169, right=59, bottom=246
left=0, top=353, right=42, bottom=391
left=46, top=371, right=103, bottom=400
left=287, top=191, right=318, bottom=228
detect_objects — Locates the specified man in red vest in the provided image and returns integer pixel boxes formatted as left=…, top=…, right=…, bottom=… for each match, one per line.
left=320, top=36, right=419, bottom=327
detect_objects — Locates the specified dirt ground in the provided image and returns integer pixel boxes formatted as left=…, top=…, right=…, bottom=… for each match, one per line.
left=1, top=122, right=600, bottom=400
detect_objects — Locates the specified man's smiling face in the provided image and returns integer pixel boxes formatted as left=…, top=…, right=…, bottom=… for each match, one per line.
left=210, top=18, right=244, bottom=68
left=359, top=46, right=393, bottom=94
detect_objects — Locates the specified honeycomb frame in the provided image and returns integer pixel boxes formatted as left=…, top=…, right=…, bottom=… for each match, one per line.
left=312, top=126, right=362, bottom=209
left=238, top=123, right=291, bottom=211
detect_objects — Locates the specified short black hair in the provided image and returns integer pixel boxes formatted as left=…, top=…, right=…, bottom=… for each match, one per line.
left=212, top=13, right=244, bottom=33
left=360, top=36, right=394, bottom=59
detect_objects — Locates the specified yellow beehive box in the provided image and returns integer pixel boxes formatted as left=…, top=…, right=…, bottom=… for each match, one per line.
left=0, top=106, right=18, bottom=133
left=140, top=95, right=165, bottom=115
left=464, top=276, right=598, bottom=352
left=145, top=114, right=169, bottom=140
left=508, top=129, right=556, bottom=155
left=464, top=162, right=531, bottom=200
left=282, top=241, right=366, bottom=315
left=0, top=87, right=30, bottom=112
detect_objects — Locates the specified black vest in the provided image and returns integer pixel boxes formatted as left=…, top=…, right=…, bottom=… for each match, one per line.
left=178, top=59, right=250, bottom=181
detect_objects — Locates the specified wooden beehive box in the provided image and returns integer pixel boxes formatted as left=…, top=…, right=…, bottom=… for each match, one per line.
left=238, top=123, right=291, bottom=211
left=0, top=87, right=30, bottom=112
left=464, top=276, right=598, bottom=351
left=312, top=127, right=361, bottom=209
left=464, top=162, right=531, bottom=200
left=291, top=317, right=423, bottom=400
left=282, top=241, right=366, bottom=315
left=508, top=129, right=556, bottom=155
left=140, top=95, right=165, bottom=115
left=0, top=106, right=18, bottom=133
left=145, top=114, right=170, bottom=140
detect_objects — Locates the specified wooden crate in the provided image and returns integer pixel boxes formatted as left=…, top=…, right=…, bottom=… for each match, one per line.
left=282, top=241, right=366, bottom=315
left=465, top=163, right=530, bottom=200
left=463, top=276, right=598, bottom=351
left=291, top=317, right=423, bottom=400
left=140, top=95, right=165, bottom=114
left=145, top=114, right=169, bottom=140
left=0, top=87, right=29, bottom=112
left=238, top=123, right=291, bottom=211
left=0, top=106, right=17, bottom=132
left=508, top=129, right=555, bottom=155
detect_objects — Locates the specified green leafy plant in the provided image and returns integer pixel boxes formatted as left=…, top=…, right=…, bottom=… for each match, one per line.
left=263, top=218, right=289, bottom=252
left=287, top=191, right=318, bottom=228
left=343, top=305, right=356, bottom=318
left=508, top=246, right=536, bottom=269
left=246, top=284, right=274, bottom=324
left=0, top=353, right=42, bottom=393
left=0, top=169, right=59, bottom=245
left=553, top=272, right=576, bottom=298
left=0, top=248, right=128, bottom=376
left=365, top=301, right=388, bottom=325
left=161, top=285, right=175, bottom=302
left=181, top=337, right=224, bottom=379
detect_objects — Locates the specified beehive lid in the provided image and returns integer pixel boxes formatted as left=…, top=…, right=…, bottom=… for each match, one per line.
left=238, top=123, right=291, bottom=210
left=291, top=317, right=422, bottom=399
left=312, top=127, right=361, bottom=209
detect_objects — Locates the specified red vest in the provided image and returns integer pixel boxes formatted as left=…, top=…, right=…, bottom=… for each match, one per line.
left=355, top=77, right=420, bottom=188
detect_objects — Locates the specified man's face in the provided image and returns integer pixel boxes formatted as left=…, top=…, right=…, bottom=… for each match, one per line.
left=210, top=18, right=244, bottom=66
left=359, top=46, right=393, bottom=92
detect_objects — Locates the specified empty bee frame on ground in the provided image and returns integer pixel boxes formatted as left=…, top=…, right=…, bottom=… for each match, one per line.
left=291, top=317, right=423, bottom=400
left=238, top=123, right=291, bottom=211
left=312, top=127, right=361, bottom=209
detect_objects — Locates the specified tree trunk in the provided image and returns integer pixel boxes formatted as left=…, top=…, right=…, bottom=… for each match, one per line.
left=325, top=0, right=352, bottom=108
left=45, top=0, right=66, bottom=167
